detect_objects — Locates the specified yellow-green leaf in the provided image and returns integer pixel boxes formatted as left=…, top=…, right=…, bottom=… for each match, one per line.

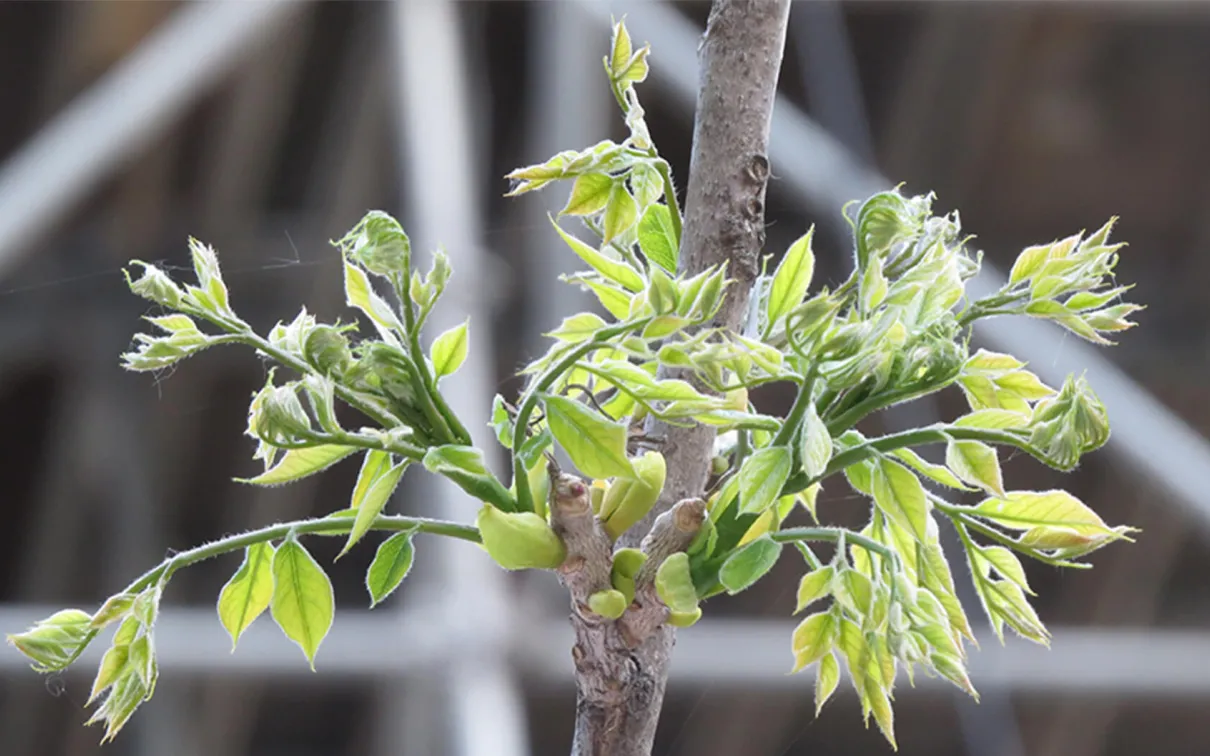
left=791, top=610, right=836, bottom=672
left=562, top=173, right=614, bottom=216
left=977, top=545, right=1032, bottom=594
left=654, top=552, right=699, bottom=614
left=217, top=542, right=276, bottom=649
left=970, top=490, right=1111, bottom=534
left=738, top=446, right=792, bottom=514
left=795, top=566, right=834, bottom=614
left=603, top=184, right=638, bottom=243
left=872, top=460, right=930, bottom=541
left=946, top=440, right=1005, bottom=496
left=546, top=312, right=608, bottom=343
left=270, top=536, right=335, bottom=669
left=366, top=530, right=417, bottom=607
left=891, top=448, right=971, bottom=491
left=544, top=394, right=635, bottom=479
left=550, top=218, right=644, bottom=292
left=953, top=409, right=1029, bottom=430
left=430, top=320, right=469, bottom=378
left=766, top=228, right=816, bottom=327
left=236, top=445, right=358, bottom=487
left=815, top=652, right=840, bottom=715
left=341, top=460, right=408, bottom=557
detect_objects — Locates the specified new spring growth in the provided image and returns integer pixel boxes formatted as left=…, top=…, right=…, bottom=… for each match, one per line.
left=476, top=504, right=566, bottom=571
left=599, top=450, right=667, bottom=540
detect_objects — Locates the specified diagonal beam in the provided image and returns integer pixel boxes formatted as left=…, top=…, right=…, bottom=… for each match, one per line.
left=575, top=0, right=1210, bottom=533
left=0, top=0, right=304, bottom=278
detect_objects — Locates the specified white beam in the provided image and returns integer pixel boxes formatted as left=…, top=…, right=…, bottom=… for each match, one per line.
left=0, top=0, right=304, bottom=278
left=5, top=607, right=1209, bottom=696
left=575, top=0, right=1210, bottom=533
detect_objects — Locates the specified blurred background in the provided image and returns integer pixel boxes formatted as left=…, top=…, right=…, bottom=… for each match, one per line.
left=1, top=1, right=1209, bottom=755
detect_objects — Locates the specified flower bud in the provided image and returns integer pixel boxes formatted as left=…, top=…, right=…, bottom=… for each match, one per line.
left=600, top=451, right=667, bottom=540
left=124, top=263, right=184, bottom=308
left=476, top=504, right=567, bottom=571
left=304, top=326, right=352, bottom=376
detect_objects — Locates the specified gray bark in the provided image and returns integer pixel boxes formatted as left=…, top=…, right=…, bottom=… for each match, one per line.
left=568, top=2, right=791, bottom=754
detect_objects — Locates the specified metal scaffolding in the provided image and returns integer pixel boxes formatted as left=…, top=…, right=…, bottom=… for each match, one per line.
left=0, top=2, right=1207, bottom=755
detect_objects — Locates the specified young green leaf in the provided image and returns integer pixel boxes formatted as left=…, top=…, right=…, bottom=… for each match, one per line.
left=562, top=173, right=614, bottom=216
left=766, top=228, right=815, bottom=329
left=343, top=258, right=403, bottom=344
left=366, top=529, right=418, bottom=607
left=795, top=566, right=835, bottom=613
left=546, top=312, right=608, bottom=343
left=216, top=542, right=275, bottom=650
left=946, top=440, right=1005, bottom=496
left=977, top=545, right=1032, bottom=594
left=738, top=446, right=792, bottom=515
left=236, top=445, right=358, bottom=487
left=872, top=460, right=930, bottom=541
left=799, top=403, right=832, bottom=479
left=970, top=490, right=1114, bottom=535
left=815, top=652, right=840, bottom=715
left=891, top=448, right=971, bottom=491
left=351, top=451, right=392, bottom=510
left=543, top=394, right=635, bottom=479
left=340, top=460, right=408, bottom=557
left=719, top=535, right=782, bottom=594
left=550, top=218, right=644, bottom=292
left=430, top=320, right=469, bottom=378
left=603, top=184, right=639, bottom=243
left=637, top=203, right=678, bottom=272
left=270, top=535, right=335, bottom=669
left=791, top=610, right=836, bottom=672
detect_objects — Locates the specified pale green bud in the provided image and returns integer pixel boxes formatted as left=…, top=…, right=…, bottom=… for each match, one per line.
left=124, top=263, right=183, bottom=308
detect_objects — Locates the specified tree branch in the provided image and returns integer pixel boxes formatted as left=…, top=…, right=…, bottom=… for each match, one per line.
left=570, top=3, right=791, bottom=754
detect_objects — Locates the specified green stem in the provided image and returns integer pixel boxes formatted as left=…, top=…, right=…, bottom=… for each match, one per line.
left=122, top=514, right=480, bottom=597
left=511, top=319, right=650, bottom=511
left=824, top=378, right=958, bottom=435
left=54, top=513, right=479, bottom=673
left=772, top=527, right=897, bottom=566
left=780, top=423, right=1037, bottom=497
left=653, top=159, right=683, bottom=245
left=770, top=368, right=817, bottom=449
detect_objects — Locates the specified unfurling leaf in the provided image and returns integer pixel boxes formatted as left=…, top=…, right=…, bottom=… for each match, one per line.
left=738, top=446, right=793, bottom=514
left=430, top=320, right=470, bottom=378
left=270, top=535, right=335, bottom=669
left=720, top=535, right=782, bottom=594
left=588, top=589, right=629, bottom=620
left=544, top=394, right=635, bottom=480
left=217, top=542, right=275, bottom=649
left=366, top=529, right=418, bottom=607
left=237, top=445, right=358, bottom=487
